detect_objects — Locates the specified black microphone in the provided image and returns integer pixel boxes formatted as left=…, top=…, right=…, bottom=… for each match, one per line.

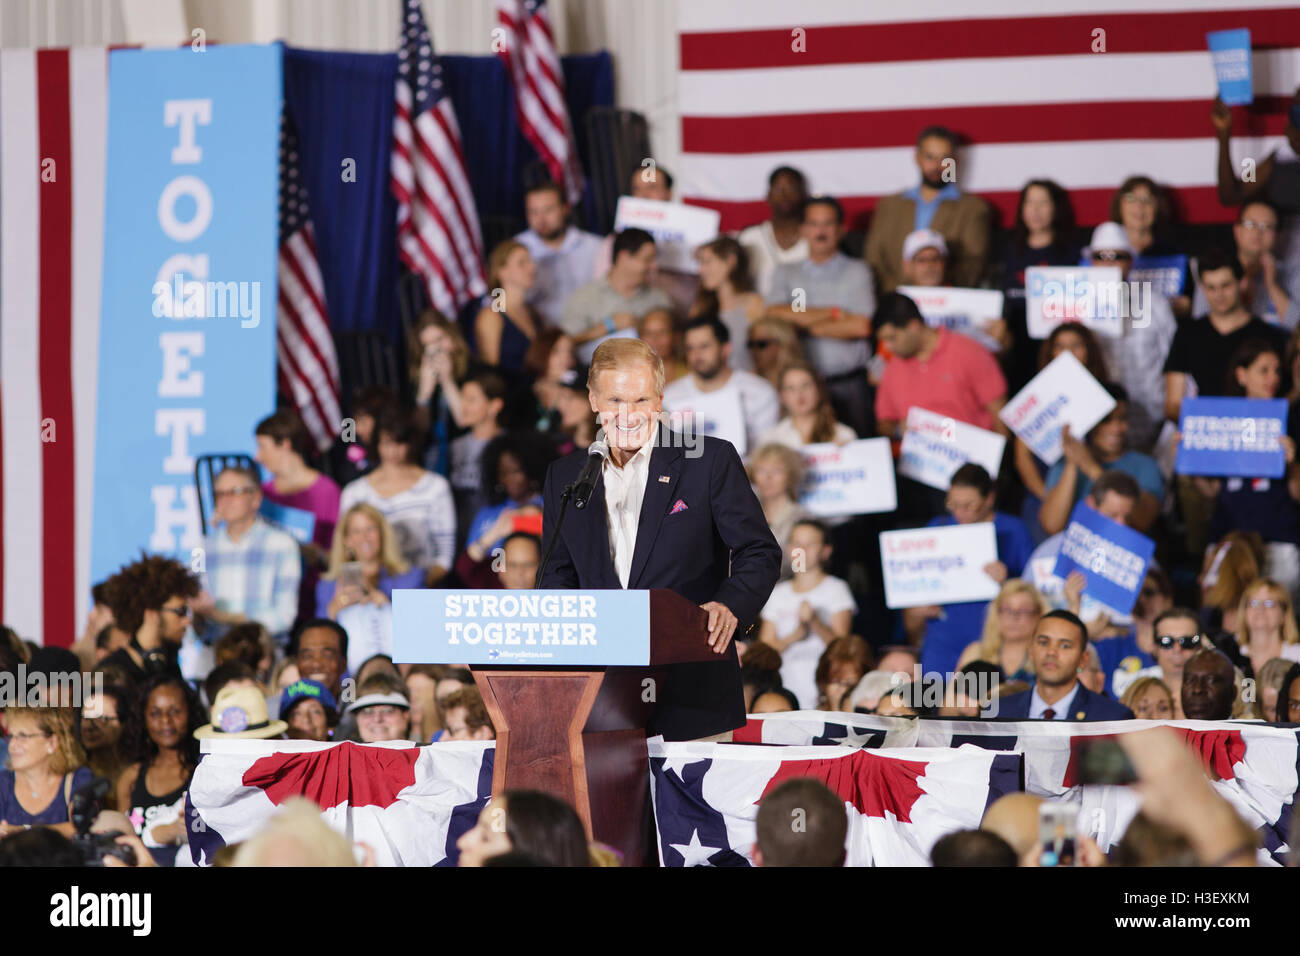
left=569, top=435, right=610, bottom=510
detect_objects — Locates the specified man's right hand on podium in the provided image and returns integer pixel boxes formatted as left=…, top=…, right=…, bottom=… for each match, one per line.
left=701, top=600, right=739, bottom=653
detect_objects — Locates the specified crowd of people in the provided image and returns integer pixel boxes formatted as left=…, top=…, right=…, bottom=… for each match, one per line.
left=2, top=94, right=1300, bottom=868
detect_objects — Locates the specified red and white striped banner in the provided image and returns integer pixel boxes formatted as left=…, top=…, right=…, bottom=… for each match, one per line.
left=0, top=48, right=107, bottom=644
left=677, top=0, right=1300, bottom=230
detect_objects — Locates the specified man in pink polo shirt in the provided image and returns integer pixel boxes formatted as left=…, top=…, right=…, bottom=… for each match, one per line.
left=873, top=291, right=1008, bottom=440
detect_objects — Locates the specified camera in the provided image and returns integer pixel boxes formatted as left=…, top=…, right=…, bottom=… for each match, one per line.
left=70, top=777, right=136, bottom=867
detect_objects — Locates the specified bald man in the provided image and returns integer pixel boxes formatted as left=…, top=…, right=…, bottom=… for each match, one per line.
left=982, top=793, right=1044, bottom=867
left=1181, top=648, right=1237, bottom=720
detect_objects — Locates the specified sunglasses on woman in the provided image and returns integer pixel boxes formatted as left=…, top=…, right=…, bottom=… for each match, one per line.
left=1155, top=633, right=1202, bottom=650
left=747, top=338, right=776, bottom=350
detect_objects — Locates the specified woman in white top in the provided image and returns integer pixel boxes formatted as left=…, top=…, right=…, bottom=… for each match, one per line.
left=758, top=519, right=856, bottom=709
left=1234, top=578, right=1300, bottom=677
left=759, top=362, right=856, bottom=451
left=339, top=407, right=456, bottom=586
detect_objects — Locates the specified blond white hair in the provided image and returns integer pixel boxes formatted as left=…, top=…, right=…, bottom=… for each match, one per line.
left=231, top=798, right=358, bottom=867
left=588, top=337, right=665, bottom=396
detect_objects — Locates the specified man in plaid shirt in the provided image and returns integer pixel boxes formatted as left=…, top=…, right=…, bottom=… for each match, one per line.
left=193, top=465, right=302, bottom=646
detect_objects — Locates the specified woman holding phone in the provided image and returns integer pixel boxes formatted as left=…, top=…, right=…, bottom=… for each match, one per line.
left=317, top=504, right=424, bottom=620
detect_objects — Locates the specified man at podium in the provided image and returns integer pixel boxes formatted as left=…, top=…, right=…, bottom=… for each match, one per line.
left=539, top=338, right=781, bottom=741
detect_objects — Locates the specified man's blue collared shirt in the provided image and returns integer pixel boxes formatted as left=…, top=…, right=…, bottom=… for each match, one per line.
left=902, top=182, right=962, bottom=232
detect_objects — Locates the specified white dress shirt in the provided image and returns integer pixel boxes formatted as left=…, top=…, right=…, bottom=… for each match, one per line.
left=1029, top=681, right=1080, bottom=719
left=602, top=439, right=655, bottom=588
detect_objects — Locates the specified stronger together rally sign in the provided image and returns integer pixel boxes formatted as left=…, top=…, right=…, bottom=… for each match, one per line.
left=1176, top=397, right=1287, bottom=478
left=1053, top=502, right=1155, bottom=617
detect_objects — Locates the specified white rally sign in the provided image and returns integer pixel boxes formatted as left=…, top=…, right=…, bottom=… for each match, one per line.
left=880, top=523, right=1000, bottom=608
left=898, top=406, right=1007, bottom=491
left=897, top=285, right=1004, bottom=351
left=663, top=384, right=748, bottom=456
left=798, top=438, right=896, bottom=517
left=999, top=351, right=1115, bottom=466
left=613, top=197, right=721, bottom=274
left=1025, top=265, right=1124, bottom=339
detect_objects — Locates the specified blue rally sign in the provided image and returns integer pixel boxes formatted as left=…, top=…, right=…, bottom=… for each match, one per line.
left=1176, top=397, right=1287, bottom=478
left=392, top=589, right=652, bottom=666
left=91, top=45, right=281, bottom=585
left=1052, top=503, right=1155, bottom=617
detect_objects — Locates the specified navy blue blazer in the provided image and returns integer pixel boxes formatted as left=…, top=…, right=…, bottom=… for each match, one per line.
left=539, top=427, right=781, bottom=741
left=987, top=682, right=1135, bottom=721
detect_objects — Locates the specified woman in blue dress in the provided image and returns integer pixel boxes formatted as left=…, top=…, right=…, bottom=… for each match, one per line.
left=474, top=240, right=542, bottom=378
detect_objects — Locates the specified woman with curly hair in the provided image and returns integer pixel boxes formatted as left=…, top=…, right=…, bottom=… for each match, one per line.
left=0, top=707, right=92, bottom=837
left=116, top=674, right=206, bottom=866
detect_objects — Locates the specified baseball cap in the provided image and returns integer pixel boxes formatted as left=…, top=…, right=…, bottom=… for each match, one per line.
left=279, top=678, right=338, bottom=721
left=902, top=229, right=948, bottom=262
left=346, top=691, right=411, bottom=715
left=1084, top=221, right=1135, bottom=258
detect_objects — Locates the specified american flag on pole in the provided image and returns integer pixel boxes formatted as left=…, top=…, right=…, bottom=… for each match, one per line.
left=678, top=1, right=1300, bottom=230
left=391, top=0, right=487, bottom=317
left=277, top=111, right=342, bottom=453
left=495, top=0, right=585, bottom=204
left=0, top=48, right=108, bottom=644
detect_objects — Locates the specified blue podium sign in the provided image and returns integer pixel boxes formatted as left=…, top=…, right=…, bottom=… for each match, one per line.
left=392, top=589, right=652, bottom=666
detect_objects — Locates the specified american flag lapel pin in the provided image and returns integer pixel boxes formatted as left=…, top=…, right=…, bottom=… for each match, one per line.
left=658, top=475, right=670, bottom=483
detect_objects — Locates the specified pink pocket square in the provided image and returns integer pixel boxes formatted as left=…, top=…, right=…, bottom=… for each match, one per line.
left=669, top=498, right=688, bottom=515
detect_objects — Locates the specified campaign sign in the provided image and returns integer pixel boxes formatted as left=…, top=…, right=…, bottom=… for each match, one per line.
left=798, top=438, right=896, bottom=517
left=898, top=407, right=1006, bottom=490
left=1175, top=397, right=1286, bottom=478
left=258, top=500, right=316, bottom=545
left=1025, top=266, right=1124, bottom=339
left=1130, top=254, right=1187, bottom=298
left=1029, top=555, right=1132, bottom=626
left=1208, top=28, right=1253, bottom=106
left=91, top=46, right=281, bottom=588
left=880, top=523, right=1000, bottom=609
left=613, top=197, right=721, bottom=274
left=392, top=589, right=651, bottom=666
left=1000, top=351, right=1115, bottom=466
left=1052, top=503, right=1155, bottom=617
left=897, top=285, right=1004, bottom=351
left=663, top=385, right=748, bottom=456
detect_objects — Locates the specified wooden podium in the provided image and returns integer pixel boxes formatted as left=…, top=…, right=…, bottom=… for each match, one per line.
left=470, top=589, right=715, bottom=867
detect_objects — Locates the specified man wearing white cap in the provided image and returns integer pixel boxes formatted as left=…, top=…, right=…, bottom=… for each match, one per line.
left=865, top=126, right=990, bottom=293
left=1084, top=221, right=1176, bottom=452
left=901, top=229, right=949, bottom=287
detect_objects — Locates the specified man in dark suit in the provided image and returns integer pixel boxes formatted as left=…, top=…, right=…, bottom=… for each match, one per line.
left=539, top=338, right=781, bottom=741
left=985, top=609, right=1135, bottom=720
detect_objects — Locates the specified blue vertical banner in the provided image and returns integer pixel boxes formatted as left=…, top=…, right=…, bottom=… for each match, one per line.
left=91, top=45, right=282, bottom=586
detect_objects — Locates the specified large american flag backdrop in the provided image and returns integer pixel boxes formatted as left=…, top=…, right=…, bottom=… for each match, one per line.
left=678, top=0, right=1300, bottom=230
